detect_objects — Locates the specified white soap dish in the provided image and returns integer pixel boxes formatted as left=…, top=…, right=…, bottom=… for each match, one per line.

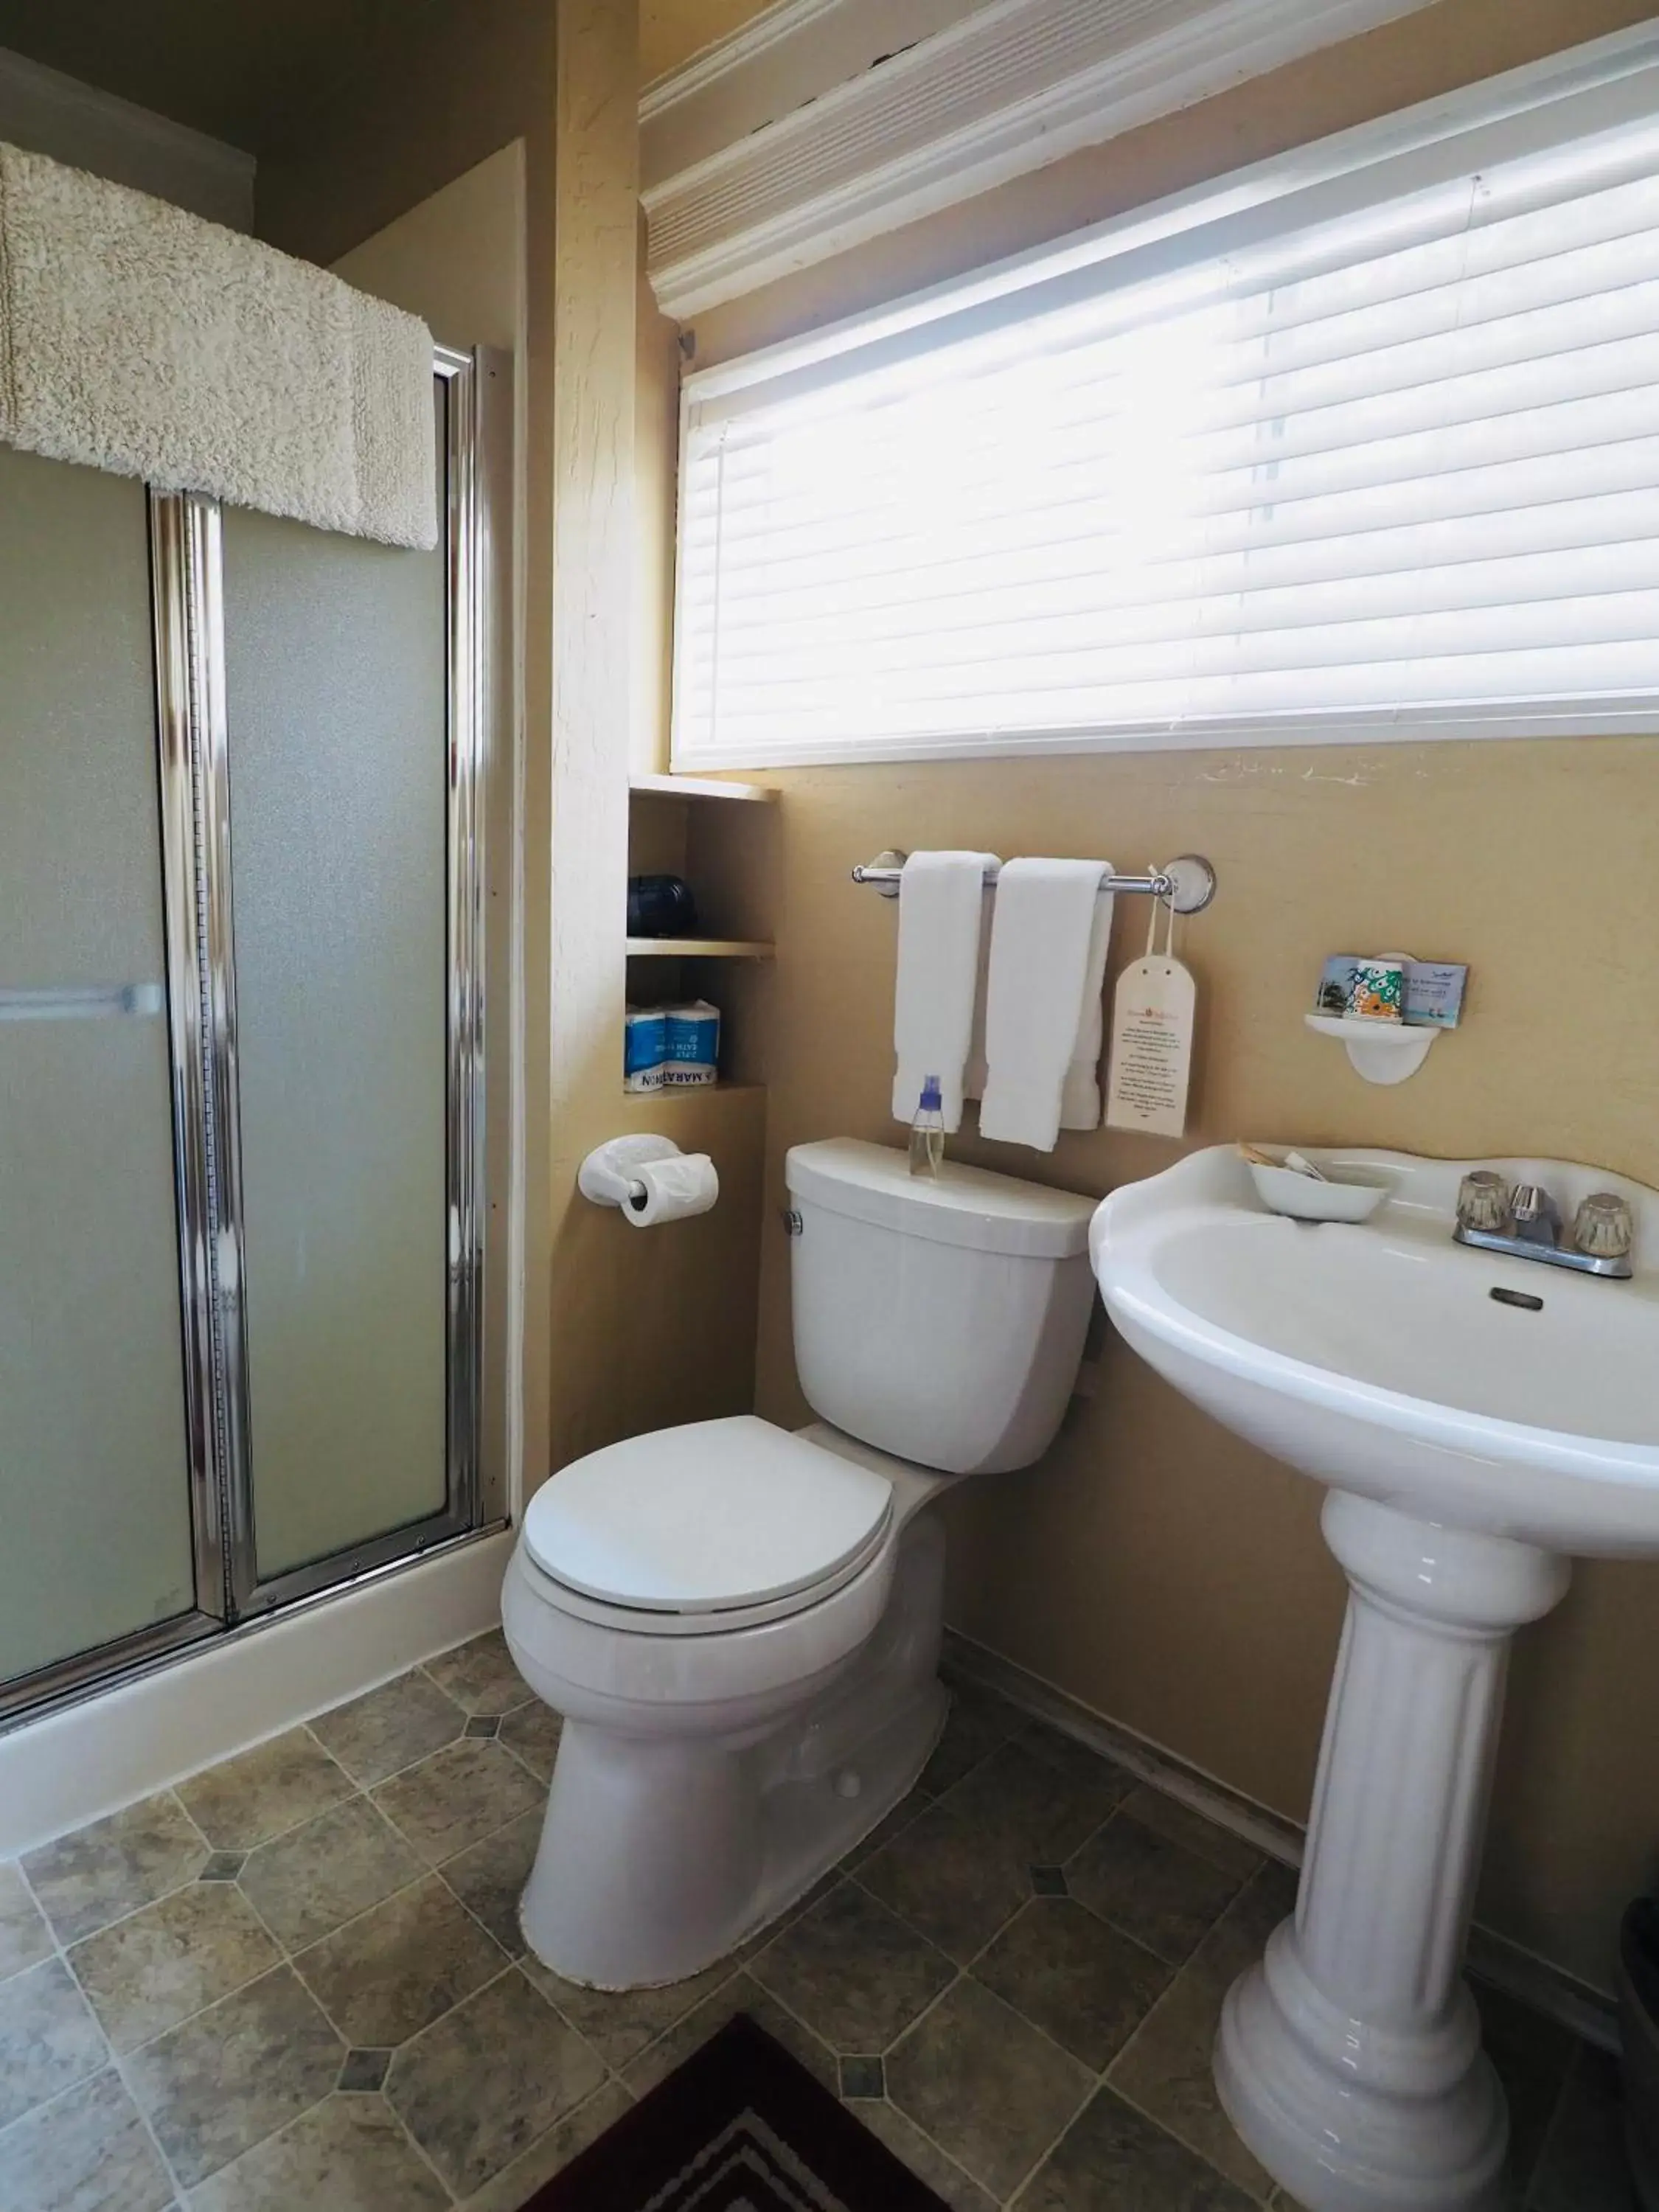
left=1249, top=1159, right=1390, bottom=1222
left=1304, top=1012, right=1437, bottom=1086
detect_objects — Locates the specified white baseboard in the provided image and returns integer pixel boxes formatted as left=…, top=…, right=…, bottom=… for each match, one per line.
left=941, top=1628, right=1621, bottom=2055
left=0, top=1531, right=513, bottom=1860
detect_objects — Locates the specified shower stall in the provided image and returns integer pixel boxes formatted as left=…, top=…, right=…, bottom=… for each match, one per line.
left=0, top=347, right=507, bottom=1724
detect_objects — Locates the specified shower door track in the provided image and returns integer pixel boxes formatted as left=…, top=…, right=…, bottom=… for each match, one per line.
left=0, top=348, right=501, bottom=1731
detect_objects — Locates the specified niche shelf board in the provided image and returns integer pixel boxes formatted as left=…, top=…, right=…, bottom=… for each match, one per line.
left=630, top=773, right=776, bottom=803
left=627, top=936, right=774, bottom=959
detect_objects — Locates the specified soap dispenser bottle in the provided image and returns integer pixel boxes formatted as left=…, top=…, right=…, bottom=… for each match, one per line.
left=908, top=1076, right=945, bottom=1178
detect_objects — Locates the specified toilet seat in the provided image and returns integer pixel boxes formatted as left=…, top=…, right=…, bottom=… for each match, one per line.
left=523, top=1415, right=894, bottom=1635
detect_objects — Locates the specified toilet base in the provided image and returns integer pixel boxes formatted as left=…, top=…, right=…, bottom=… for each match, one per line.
left=518, top=1513, right=950, bottom=1990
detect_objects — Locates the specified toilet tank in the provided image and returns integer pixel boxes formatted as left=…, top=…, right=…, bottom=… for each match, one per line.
left=785, top=1139, right=1097, bottom=1476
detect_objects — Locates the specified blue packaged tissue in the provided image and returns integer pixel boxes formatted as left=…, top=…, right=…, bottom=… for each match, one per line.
left=662, top=1001, right=720, bottom=1087
left=623, top=1006, right=668, bottom=1092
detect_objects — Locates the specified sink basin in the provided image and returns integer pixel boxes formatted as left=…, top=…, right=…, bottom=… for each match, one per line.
left=1093, top=1145, right=1659, bottom=1557
left=1090, top=1145, right=1659, bottom=2212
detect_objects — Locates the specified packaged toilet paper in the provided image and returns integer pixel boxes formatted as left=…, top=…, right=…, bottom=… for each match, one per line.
left=623, top=1006, right=668, bottom=1093
left=662, top=1001, right=720, bottom=1087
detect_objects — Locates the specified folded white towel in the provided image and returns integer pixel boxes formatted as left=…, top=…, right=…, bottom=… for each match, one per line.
left=978, top=859, right=1113, bottom=1150
left=891, top=852, right=998, bottom=1135
left=0, top=142, right=436, bottom=549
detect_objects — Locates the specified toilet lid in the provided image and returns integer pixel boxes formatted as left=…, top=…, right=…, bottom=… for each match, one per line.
left=523, top=1416, right=894, bottom=1615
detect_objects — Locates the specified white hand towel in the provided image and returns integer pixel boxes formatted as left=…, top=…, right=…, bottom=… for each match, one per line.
left=1058, top=884, right=1116, bottom=1129
left=978, top=859, right=1110, bottom=1150
left=891, top=851, right=998, bottom=1134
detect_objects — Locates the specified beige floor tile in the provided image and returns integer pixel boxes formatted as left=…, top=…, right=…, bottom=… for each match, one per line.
left=386, top=1966, right=606, bottom=2197
left=975, top=1897, right=1172, bottom=2072
left=124, top=1964, right=343, bottom=2188
left=524, top=1948, right=738, bottom=2072
left=1068, top=1810, right=1250, bottom=1966
left=21, top=1795, right=208, bottom=1947
left=841, top=1790, right=927, bottom=1873
left=620, top=1969, right=840, bottom=2098
left=858, top=1793, right=1029, bottom=1965
left=0, top=2067, right=174, bottom=2212
left=0, top=1861, right=53, bottom=1983
left=748, top=1878, right=956, bottom=2054
left=69, top=1882, right=279, bottom=2053
left=1472, top=1980, right=1577, bottom=2198
left=886, top=1975, right=1093, bottom=2200
left=423, top=1631, right=532, bottom=1719
left=462, top=2079, right=634, bottom=2211
left=920, top=1682, right=1026, bottom=1796
left=942, top=1739, right=1127, bottom=1869
left=439, top=1809, right=540, bottom=1955
left=175, top=1731, right=353, bottom=1852
left=189, top=2092, right=450, bottom=2212
left=372, top=1739, right=543, bottom=1865
left=295, top=1874, right=507, bottom=2046
left=0, top=1957, right=109, bottom=2130
left=1116, top=1786, right=1266, bottom=1885
left=497, top=1700, right=562, bottom=1784
left=309, top=1672, right=466, bottom=1790
left=237, top=1797, right=424, bottom=1953
left=1527, top=2043, right=1630, bottom=2212
left=1105, top=1867, right=1293, bottom=2203
left=854, top=2097, right=1001, bottom=2212
left=1014, top=2083, right=1259, bottom=2210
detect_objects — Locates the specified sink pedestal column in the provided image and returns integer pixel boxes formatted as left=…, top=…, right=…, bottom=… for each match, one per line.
left=1215, top=1490, right=1571, bottom=2212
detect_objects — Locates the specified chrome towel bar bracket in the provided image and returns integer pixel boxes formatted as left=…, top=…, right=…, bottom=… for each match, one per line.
left=849, top=851, right=1217, bottom=914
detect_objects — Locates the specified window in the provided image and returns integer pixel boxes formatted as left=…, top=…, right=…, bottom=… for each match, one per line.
left=672, top=29, right=1659, bottom=768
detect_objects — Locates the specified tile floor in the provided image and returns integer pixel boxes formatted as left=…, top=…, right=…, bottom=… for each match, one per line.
left=0, top=1638, right=1634, bottom=2211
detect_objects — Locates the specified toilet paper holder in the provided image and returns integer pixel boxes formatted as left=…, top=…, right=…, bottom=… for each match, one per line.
left=578, top=1134, right=689, bottom=1211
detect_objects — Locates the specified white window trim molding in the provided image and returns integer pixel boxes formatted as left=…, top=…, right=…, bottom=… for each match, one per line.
left=641, top=0, right=1441, bottom=322
left=670, top=21, right=1659, bottom=772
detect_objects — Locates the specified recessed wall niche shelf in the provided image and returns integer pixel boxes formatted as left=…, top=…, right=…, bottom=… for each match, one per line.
left=1305, top=1012, right=1439, bottom=1086
left=625, top=772, right=779, bottom=1093
left=629, top=774, right=776, bottom=804
left=625, top=937, right=773, bottom=959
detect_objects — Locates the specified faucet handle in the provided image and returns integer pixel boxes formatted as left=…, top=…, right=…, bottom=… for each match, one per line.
left=1572, top=1191, right=1634, bottom=1260
left=1455, top=1170, right=1509, bottom=1234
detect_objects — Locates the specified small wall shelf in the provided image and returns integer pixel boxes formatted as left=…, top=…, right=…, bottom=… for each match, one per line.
left=1305, top=1012, right=1439, bottom=1086
left=630, top=774, right=776, bottom=804
left=626, top=937, right=774, bottom=960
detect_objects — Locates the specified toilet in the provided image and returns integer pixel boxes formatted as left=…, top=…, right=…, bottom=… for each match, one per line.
left=501, top=1138, right=1096, bottom=1990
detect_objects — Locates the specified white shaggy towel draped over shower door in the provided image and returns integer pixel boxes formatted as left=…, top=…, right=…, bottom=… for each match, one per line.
left=0, top=142, right=437, bottom=549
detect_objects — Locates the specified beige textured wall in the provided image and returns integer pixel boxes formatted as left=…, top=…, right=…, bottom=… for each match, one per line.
left=680, top=0, right=1659, bottom=1995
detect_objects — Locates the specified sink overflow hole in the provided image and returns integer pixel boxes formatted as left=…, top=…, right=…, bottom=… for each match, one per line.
left=1489, top=1285, right=1545, bottom=1312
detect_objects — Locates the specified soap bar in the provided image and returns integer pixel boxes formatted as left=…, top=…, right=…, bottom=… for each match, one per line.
left=1314, top=956, right=1468, bottom=1029
left=1402, top=962, right=1467, bottom=1029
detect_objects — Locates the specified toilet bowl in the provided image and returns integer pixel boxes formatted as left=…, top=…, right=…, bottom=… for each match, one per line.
left=503, top=1139, right=1096, bottom=1990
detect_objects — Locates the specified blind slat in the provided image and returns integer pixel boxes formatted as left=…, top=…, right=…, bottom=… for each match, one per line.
left=675, top=74, right=1659, bottom=765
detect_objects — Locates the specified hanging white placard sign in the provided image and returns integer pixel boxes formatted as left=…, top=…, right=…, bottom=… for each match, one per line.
left=1105, top=894, right=1195, bottom=1137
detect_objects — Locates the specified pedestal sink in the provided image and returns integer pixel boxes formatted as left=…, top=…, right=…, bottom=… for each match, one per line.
left=1089, top=1146, right=1659, bottom=2212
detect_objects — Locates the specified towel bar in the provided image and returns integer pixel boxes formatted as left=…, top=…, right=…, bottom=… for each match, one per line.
left=850, top=852, right=1216, bottom=914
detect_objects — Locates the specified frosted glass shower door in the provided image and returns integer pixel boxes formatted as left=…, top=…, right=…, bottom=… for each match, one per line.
left=220, top=481, right=451, bottom=1594
left=0, top=448, right=202, bottom=1687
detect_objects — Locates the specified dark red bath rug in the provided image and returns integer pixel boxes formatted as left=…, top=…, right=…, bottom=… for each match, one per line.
left=524, top=2012, right=950, bottom=2211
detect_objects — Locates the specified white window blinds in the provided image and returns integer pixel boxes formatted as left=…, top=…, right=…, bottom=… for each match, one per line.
left=672, top=29, right=1659, bottom=768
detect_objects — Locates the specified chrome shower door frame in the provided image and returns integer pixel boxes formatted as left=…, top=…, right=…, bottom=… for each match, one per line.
left=150, top=347, right=499, bottom=1624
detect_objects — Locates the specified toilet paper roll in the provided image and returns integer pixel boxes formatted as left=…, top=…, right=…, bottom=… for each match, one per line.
left=622, top=1150, right=719, bottom=1227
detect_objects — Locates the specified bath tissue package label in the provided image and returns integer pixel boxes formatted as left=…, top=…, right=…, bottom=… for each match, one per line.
left=1105, top=951, right=1195, bottom=1138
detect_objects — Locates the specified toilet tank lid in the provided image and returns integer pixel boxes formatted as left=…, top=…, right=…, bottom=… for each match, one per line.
left=785, top=1139, right=1095, bottom=1258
